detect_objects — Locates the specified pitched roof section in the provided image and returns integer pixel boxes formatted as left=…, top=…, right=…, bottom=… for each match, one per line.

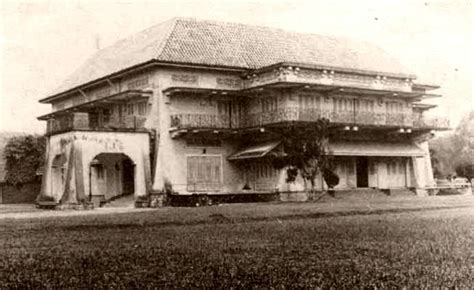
left=161, top=19, right=410, bottom=74
left=49, top=18, right=412, bottom=98
left=53, top=18, right=177, bottom=95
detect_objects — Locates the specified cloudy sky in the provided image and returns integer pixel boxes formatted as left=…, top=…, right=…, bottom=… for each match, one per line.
left=0, top=0, right=472, bottom=133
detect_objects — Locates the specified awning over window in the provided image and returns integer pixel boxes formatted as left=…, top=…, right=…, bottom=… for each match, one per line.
left=229, top=140, right=424, bottom=161
left=329, top=141, right=425, bottom=157
left=228, top=141, right=281, bottom=160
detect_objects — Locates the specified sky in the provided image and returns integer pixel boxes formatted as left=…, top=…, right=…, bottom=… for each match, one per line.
left=0, top=0, right=472, bottom=133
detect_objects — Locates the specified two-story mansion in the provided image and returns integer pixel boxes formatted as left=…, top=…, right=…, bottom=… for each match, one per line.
left=38, top=18, right=449, bottom=205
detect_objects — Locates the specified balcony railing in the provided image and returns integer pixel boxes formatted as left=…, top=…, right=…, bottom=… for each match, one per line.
left=170, top=108, right=449, bottom=131
left=413, top=116, right=450, bottom=129
left=170, top=114, right=230, bottom=129
left=46, top=112, right=147, bottom=136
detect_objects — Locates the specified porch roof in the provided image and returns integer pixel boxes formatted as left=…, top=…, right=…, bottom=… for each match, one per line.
left=329, top=141, right=425, bottom=157
left=38, top=90, right=152, bottom=120
left=229, top=140, right=424, bottom=161
left=228, top=140, right=281, bottom=160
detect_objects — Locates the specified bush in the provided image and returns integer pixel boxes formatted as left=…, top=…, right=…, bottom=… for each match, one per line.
left=323, top=168, right=339, bottom=189
left=4, top=135, right=46, bottom=186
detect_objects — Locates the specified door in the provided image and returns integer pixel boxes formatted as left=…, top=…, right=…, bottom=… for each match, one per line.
left=356, top=157, right=369, bottom=187
left=122, top=158, right=135, bottom=195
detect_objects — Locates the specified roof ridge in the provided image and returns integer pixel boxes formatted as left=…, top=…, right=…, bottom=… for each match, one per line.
left=155, top=18, right=180, bottom=60
left=168, top=18, right=407, bottom=71
left=172, top=17, right=370, bottom=48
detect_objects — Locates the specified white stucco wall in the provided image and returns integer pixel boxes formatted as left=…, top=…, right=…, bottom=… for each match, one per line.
left=42, top=131, right=150, bottom=202
left=153, top=68, right=244, bottom=194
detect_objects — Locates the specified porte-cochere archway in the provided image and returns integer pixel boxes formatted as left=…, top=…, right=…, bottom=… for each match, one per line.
left=89, top=153, right=136, bottom=206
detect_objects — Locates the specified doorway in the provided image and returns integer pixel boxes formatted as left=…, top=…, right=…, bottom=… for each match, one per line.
left=122, top=157, right=135, bottom=195
left=356, top=157, right=369, bottom=187
left=89, top=153, right=135, bottom=202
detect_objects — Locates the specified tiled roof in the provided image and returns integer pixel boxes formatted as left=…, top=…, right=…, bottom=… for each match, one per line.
left=50, top=18, right=412, bottom=98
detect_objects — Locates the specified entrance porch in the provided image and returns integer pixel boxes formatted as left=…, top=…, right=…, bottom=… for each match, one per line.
left=39, top=131, right=151, bottom=207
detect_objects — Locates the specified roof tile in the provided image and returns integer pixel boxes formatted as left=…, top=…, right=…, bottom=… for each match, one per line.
left=50, top=18, right=412, bottom=98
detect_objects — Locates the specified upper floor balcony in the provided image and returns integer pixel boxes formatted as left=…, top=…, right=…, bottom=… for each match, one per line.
left=412, top=115, right=450, bottom=130
left=169, top=107, right=450, bottom=133
left=45, top=112, right=147, bottom=136
left=39, top=90, right=151, bottom=136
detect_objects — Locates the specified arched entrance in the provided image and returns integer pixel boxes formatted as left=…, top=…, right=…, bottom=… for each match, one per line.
left=89, top=153, right=135, bottom=206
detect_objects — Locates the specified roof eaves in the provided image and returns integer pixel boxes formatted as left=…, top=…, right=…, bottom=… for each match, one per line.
left=412, top=83, right=440, bottom=90
left=249, top=61, right=417, bottom=80
left=39, top=60, right=157, bottom=104
left=412, top=103, right=437, bottom=110
left=39, top=60, right=248, bottom=104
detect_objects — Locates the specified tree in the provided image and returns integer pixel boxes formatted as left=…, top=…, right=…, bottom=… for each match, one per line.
left=271, top=118, right=338, bottom=194
left=455, top=164, right=474, bottom=181
left=429, top=110, right=474, bottom=179
left=3, top=135, right=46, bottom=185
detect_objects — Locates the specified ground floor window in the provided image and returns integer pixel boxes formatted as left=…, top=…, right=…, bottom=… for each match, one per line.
left=187, top=155, right=222, bottom=192
left=244, top=161, right=279, bottom=191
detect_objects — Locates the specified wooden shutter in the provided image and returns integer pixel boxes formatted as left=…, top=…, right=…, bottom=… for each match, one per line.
left=187, top=156, right=222, bottom=192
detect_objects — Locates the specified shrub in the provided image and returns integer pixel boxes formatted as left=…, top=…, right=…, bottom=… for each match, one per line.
left=323, top=168, right=339, bottom=189
left=164, top=179, right=174, bottom=195
left=4, top=135, right=46, bottom=186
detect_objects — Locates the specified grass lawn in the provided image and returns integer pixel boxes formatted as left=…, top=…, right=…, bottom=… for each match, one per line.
left=0, top=196, right=473, bottom=288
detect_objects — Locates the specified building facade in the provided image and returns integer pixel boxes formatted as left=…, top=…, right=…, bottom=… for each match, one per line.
left=38, top=18, right=449, bottom=205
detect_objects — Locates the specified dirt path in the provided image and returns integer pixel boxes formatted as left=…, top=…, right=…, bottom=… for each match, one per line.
left=1, top=195, right=473, bottom=222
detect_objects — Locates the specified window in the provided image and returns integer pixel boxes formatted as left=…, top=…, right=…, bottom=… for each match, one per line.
left=251, top=163, right=277, bottom=179
left=387, top=162, right=399, bottom=175
left=386, top=102, right=403, bottom=113
left=398, top=161, right=404, bottom=174
left=187, top=156, right=222, bottom=191
left=102, top=109, right=111, bottom=124
left=261, top=97, right=277, bottom=112
left=299, top=94, right=320, bottom=109
left=217, top=101, right=229, bottom=115
left=137, top=102, right=147, bottom=115
left=359, top=99, right=375, bottom=112
left=334, top=98, right=354, bottom=112
left=369, top=163, right=376, bottom=175
left=96, top=165, right=104, bottom=179
left=127, top=103, right=134, bottom=115
left=200, top=97, right=213, bottom=107
left=347, top=161, right=354, bottom=175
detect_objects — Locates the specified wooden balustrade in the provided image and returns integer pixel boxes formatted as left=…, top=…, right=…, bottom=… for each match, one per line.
left=46, top=112, right=147, bottom=136
left=170, top=114, right=230, bottom=129
left=413, top=116, right=450, bottom=129
left=170, top=109, right=449, bottom=131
